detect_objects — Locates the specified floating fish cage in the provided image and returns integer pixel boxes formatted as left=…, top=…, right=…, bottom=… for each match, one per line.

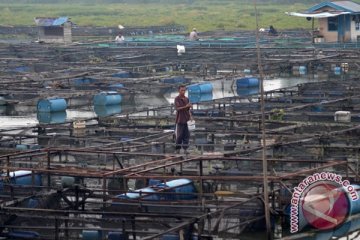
left=1, top=29, right=360, bottom=240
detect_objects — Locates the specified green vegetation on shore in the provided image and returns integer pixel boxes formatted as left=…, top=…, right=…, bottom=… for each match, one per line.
left=1, top=0, right=360, bottom=31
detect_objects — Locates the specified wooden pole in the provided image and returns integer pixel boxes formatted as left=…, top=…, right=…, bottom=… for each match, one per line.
left=312, top=18, right=315, bottom=43
left=253, top=1, right=272, bottom=239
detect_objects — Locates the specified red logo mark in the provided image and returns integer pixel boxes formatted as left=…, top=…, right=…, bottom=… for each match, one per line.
left=301, top=182, right=349, bottom=230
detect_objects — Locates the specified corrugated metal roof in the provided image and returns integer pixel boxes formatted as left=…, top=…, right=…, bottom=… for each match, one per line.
left=332, top=1, right=360, bottom=12
left=307, top=1, right=360, bottom=13
left=34, top=17, right=69, bottom=27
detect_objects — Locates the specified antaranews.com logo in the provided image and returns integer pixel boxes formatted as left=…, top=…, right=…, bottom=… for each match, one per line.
left=290, top=172, right=359, bottom=233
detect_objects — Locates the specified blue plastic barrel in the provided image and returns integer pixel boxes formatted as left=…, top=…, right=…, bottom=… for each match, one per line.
left=108, top=232, right=128, bottom=240
left=37, top=98, right=67, bottom=112
left=94, top=105, right=122, bottom=117
left=148, top=179, right=162, bottom=186
left=14, top=66, right=30, bottom=72
left=163, top=179, right=197, bottom=200
left=115, top=187, right=159, bottom=201
left=161, top=235, right=198, bottom=240
left=162, top=76, right=188, bottom=84
left=236, top=77, right=259, bottom=88
left=12, top=171, right=42, bottom=186
left=16, top=144, right=42, bottom=150
left=187, top=83, right=213, bottom=94
left=61, top=176, right=76, bottom=188
left=73, top=78, right=97, bottom=85
left=30, top=145, right=42, bottom=150
left=120, top=136, right=132, bottom=142
left=37, top=111, right=67, bottom=124
left=0, top=96, right=6, bottom=106
left=8, top=231, right=39, bottom=239
left=16, top=144, right=29, bottom=150
left=299, top=66, right=307, bottom=75
left=161, top=235, right=179, bottom=240
left=0, top=171, right=42, bottom=191
left=112, top=72, right=132, bottom=78
left=348, top=185, right=360, bottom=214
left=108, top=83, right=124, bottom=89
left=311, top=105, right=324, bottom=112
left=27, top=198, right=39, bottom=208
left=189, top=92, right=213, bottom=103
left=334, top=67, right=341, bottom=75
left=333, top=215, right=360, bottom=238
left=82, top=230, right=102, bottom=240
left=93, top=92, right=122, bottom=106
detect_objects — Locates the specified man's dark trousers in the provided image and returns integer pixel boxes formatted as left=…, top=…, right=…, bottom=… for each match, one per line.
left=175, top=123, right=189, bottom=150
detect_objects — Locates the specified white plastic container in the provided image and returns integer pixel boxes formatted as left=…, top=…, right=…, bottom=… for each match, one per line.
left=334, top=111, right=351, bottom=122
left=188, top=120, right=196, bottom=131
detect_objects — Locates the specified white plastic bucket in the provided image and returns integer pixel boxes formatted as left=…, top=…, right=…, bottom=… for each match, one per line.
left=188, top=120, right=196, bottom=131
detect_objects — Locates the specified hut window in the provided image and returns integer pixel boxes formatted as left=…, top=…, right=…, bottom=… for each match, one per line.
left=356, top=22, right=360, bottom=31
left=328, top=17, right=338, bottom=31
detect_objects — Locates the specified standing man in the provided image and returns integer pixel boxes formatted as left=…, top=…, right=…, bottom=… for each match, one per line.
left=115, top=33, right=125, bottom=43
left=174, top=85, right=192, bottom=154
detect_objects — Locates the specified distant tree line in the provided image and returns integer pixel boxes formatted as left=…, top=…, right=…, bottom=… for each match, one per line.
left=0, top=0, right=195, bottom=2
left=0, top=0, right=324, bottom=4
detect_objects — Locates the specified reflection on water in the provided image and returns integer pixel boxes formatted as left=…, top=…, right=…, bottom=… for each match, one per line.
left=0, top=116, right=38, bottom=129
left=0, top=109, right=96, bottom=130
left=0, top=106, right=5, bottom=114
left=188, top=92, right=213, bottom=103
left=94, top=104, right=122, bottom=117
left=66, top=109, right=97, bottom=119
left=237, top=87, right=259, bottom=96
left=37, top=111, right=67, bottom=124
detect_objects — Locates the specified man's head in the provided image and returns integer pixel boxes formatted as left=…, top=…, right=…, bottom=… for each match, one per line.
left=193, top=28, right=197, bottom=32
left=178, top=85, right=186, bottom=97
